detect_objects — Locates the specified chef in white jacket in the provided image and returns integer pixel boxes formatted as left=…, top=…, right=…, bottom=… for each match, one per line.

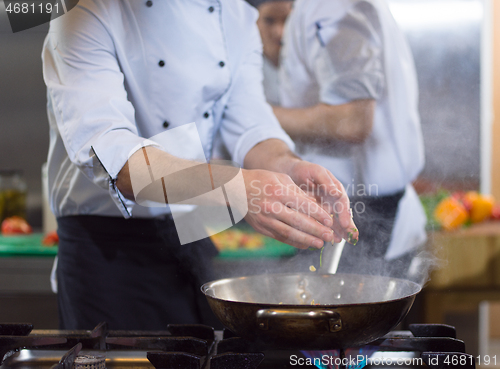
left=274, top=0, right=427, bottom=278
left=41, top=0, right=359, bottom=330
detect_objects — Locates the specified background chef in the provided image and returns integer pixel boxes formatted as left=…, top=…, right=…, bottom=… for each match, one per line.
left=246, top=0, right=293, bottom=105
left=252, top=0, right=427, bottom=277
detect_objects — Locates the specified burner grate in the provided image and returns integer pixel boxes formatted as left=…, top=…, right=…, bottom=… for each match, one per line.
left=0, top=322, right=477, bottom=369
left=0, top=324, right=33, bottom=337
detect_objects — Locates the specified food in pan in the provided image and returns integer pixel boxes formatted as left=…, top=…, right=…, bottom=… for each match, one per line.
left=347, top=228, right=358, bottom=245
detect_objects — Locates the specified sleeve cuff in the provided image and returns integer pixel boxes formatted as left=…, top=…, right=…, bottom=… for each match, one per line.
left=91, top=130, right=158, bottom=180
left=320, top=72, right=384, bottom=106
left=91, top=129, right=163, bottom=217
left=108, top=179, right=135, bottom=218
left=232, top=125, right=296, bottom=166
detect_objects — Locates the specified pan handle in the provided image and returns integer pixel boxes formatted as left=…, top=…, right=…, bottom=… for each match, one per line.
left=256, top=309, right=342, bottom=332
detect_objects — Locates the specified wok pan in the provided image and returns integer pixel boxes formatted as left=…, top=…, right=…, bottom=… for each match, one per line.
left=201, top=273, right=421, bottom=350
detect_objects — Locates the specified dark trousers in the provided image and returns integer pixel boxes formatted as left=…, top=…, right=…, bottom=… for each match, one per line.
left=56, top=215, right=222, bottom=330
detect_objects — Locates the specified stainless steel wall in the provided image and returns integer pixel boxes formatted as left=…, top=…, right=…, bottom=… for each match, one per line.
left=388, top=0, right=482, bottom=188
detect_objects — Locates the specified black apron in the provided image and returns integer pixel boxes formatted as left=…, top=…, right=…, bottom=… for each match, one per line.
left=56, top=214, right=221, bottom=330
left=336, top=189, right=410, bottom=277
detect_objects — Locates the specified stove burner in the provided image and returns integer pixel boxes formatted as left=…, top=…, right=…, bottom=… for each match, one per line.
left=73, top=354, right=106, bottom=369
left=51, top=342, right=82, bottom=369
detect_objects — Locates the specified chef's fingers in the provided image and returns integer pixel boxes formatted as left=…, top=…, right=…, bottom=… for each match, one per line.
left=330, top=215, right=348, bottom=243
left=308, top=169, right=345, bottom=210
left=328, top=207, right=359, bottom=244
left=278, top=177, right=333, bottom=229
left=272, top=201, right=334, bottom=247
left=307, top=169, right=358, bottom=245
left=283, top=164, right=357, bottom=245
left=257, top=216, right=331, bottom=250
left=320, top=171, right=358, bottom=234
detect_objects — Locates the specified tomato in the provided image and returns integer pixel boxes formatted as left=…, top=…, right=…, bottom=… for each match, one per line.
left=42, top=231, right=59, bottom=246
left=1, top=216, right=32, bottom=235
left=491, top=204, right=500, bottom=220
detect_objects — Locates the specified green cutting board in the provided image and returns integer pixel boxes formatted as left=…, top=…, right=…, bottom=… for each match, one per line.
left=216, top=237, right=297, bottom=259
left=0, top=234, right=58, bottom=257
left=0, top=229, right=297, bottom=259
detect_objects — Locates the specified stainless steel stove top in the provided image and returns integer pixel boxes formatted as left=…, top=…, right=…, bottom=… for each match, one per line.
left=0, top=323, right=475, bottom=369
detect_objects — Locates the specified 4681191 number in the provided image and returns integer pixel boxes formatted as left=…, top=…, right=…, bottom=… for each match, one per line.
left=5, top=2, right=61, bottom=14
left=443, top=355, right=497, bottom=366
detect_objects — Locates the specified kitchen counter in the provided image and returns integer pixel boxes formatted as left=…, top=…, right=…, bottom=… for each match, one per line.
left=426, top=221, right=500, bottom=290
left=421, top=221, right=500, bottom=356
left=0, top=235, right=58, bottom=328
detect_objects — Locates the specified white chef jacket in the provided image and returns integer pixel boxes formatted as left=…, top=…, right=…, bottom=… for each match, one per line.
left=42, top=0, right=294, bottom=219
left=262, top=57, right=280, bottom=106
left=279, top=0, right=426, bottom=258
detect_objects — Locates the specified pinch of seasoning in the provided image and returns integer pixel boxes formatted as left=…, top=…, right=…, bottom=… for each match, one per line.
left=347, top=228, right=359, bottom=245
left=309, top=265, right=316, bottom=272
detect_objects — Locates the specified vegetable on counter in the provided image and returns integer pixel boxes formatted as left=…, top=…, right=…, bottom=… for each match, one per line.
left=1, top=216, right=32, bottom=235
left=433, top=196, right=469, bottom=231
left=461, top=191, right=495, bottom=223
left=42, top=231, right=59, bottom=246
left=210, top=228, right=265, bottom=251
left=422, top=190, right=498, bottom=232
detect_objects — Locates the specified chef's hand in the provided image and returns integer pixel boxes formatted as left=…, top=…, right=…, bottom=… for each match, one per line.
left=287, top=160, right=359, bottom=244
left=242, top=138, right=358, bottom=248
left=242, top=169, right=335, bottom=249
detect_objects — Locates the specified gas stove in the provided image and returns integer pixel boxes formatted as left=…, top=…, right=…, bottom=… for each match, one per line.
left=0, top=322, right=475, bottom=369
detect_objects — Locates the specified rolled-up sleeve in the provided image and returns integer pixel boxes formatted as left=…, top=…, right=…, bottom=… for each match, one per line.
left=42, top=4, right=148, bottom=215
left=313, top=1, right=385, bottom=105
left=219, top=23, right=294, bottom=167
